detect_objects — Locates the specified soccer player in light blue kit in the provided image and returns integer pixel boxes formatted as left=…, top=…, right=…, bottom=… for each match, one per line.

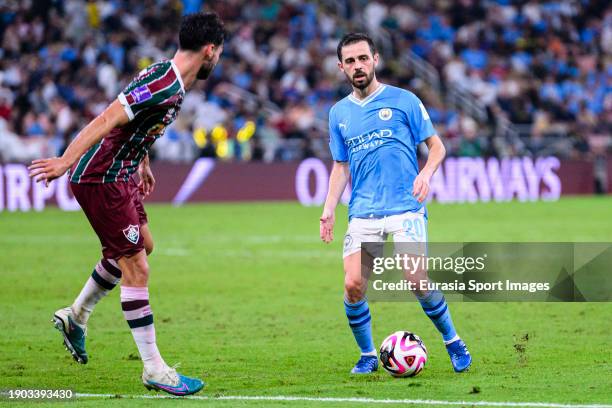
left=320, top=33, right=472, bottom=374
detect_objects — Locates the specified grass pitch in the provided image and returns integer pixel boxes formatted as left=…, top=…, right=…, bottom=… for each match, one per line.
left=0, top=197, right=611, bottom=407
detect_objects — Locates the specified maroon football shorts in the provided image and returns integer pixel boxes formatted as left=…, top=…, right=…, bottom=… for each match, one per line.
left=70, top=178, right=148, bottom=260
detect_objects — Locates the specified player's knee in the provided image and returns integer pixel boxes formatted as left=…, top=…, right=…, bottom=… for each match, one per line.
left=118, top=253, right=149, bottom=286
left=344, top=277, right=365, bottom=303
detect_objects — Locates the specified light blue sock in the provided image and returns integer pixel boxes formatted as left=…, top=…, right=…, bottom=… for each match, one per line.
left=344, top=298, right=375, bottom=354
left=418, top=290, right=458, bottom=343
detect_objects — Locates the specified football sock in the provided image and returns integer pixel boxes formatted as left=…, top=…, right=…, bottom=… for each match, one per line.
left=417, top=290, right=458, bottom=343
left=121, top=286, right=166, bottom=372
left=71, top=259, right=122, bottom=326
left=344, top=298, right=376, bottom=355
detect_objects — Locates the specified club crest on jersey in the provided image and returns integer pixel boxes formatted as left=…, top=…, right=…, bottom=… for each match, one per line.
left=123, top=224, right=140, bottom=244
left=130, top=85, right=152, bottom=103
left=378, top=108, right=392, bottom=121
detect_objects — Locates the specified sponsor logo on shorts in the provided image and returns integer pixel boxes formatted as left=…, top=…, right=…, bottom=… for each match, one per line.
left=123, top=224, right=140, bottom=244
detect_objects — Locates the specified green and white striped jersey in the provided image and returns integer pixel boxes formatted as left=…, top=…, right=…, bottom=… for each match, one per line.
left=70, top=60, right=185, bottom=184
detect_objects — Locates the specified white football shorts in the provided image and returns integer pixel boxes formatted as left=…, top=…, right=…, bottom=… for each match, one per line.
left=343, top=208, right=428, bottom=258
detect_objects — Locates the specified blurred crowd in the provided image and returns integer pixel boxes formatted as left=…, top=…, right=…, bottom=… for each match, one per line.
left=399, top=0, right=611, bottom=158
left=0, top=0, right=610, bottom=164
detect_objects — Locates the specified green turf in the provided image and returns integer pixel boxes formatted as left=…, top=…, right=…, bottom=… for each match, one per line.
left=0, top=197, right=611, bottom=407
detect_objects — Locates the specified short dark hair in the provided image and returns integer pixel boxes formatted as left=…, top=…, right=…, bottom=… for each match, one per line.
left=337, top=32, right=377, bottom=61
left=179, top=12, right=225, bottom=51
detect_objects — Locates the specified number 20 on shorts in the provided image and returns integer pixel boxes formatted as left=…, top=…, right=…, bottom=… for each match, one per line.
left=403, top=217, right=425, bottom=241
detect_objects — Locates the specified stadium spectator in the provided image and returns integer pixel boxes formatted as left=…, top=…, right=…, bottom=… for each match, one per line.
left=0, top=0, right=610, bottom=163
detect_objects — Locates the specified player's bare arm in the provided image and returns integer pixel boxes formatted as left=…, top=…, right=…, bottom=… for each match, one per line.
left=138, top=154, right=155, bottom=198
left=28, top=100, right=129, bottom=185
left=413, top=135, right=446, bottom=203
left=320, top=161, right=350, bottom=243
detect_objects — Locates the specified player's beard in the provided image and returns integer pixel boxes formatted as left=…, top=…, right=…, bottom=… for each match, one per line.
left=349, top=70, right=374, bottom=90
left=196, top=60, right=216, bottom=80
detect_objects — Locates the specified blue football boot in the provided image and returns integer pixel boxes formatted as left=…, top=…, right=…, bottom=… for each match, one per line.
left=446, top=338, right=472, bottom=372
left=143, top=365, right=205, bottom=396
left=350, top=355, right=379, bottom=374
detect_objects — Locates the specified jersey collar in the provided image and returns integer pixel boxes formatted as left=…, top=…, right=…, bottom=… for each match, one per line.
left=170, top=60, right=186, bottom=92
left=347, top=83, right=386, bottom=107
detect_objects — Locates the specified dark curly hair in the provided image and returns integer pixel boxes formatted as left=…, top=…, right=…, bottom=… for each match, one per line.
left=179, top=12, right=225, bottom=51
left=336, top=32, right=377, bottom=61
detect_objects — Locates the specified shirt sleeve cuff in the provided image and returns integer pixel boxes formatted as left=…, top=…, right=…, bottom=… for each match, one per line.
left=117, top=92, right=135, bottom=121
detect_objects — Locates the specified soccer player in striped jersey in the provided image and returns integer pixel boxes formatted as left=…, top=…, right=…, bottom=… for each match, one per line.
left=28, top=12, right=225, bottom=396
left=320, top=33, right=471, bottom=374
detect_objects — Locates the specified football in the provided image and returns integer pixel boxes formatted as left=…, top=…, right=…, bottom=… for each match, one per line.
left=379, top=331, right=428, bottom=377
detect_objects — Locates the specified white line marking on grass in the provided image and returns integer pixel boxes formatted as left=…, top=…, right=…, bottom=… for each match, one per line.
left=157, top=248, right=191, bottom=256
left=74, top=393, right=612, bottom=407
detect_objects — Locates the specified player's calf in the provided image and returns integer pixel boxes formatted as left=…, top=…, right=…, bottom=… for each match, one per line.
left=416, top=290, right=472, bottom=372
left=120, top=285, right=167, bottom=372
left=344, top=297, right=377, bottom=373
left=72, top=259, right=122, bottom=326
left=344, top=251, right=378, bottom=372
left=417, top=290, right=457, bottom=340
left=53, top=258, right=122, bottom=365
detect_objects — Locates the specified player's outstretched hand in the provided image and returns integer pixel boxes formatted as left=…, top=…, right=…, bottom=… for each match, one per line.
left=320, top=208, right=335, bottom=243
left=28, top=157, right=70, bottom=186
left=412, top=172, right=431, bottom=203
left=138, top=164, right=156, bottom=198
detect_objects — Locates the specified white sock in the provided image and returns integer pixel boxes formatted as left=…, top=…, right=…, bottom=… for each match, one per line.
left=120, top=286, right=166, bottom=372
left=72, top=259, right=121, bottom=326
left=444, top=334, right=460, bottom=345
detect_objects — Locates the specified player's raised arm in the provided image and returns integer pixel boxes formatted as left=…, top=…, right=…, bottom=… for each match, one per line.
left=320, top=161, right=350, bottom=243
left=413, top=135, right=446, bottom=203
left=28, top=99, right=129, bottom=185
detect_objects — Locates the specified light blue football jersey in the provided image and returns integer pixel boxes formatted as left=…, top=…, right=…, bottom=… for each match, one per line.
left=328, top=84, right=436, bottom=220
